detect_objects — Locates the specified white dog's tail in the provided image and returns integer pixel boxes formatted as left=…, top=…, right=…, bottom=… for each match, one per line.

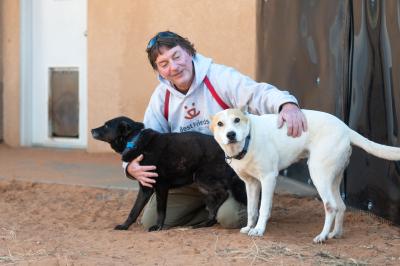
left=349, top=129, right=400, bottom=161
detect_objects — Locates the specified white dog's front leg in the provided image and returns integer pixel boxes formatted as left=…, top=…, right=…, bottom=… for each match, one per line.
left=248, top=174, right=277, bottom=237
left=240, top=178, right=260, bottom=234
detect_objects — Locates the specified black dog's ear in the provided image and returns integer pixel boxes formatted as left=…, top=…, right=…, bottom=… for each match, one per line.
left=135, top=122, right=145, bottom=130
left=119, top=121, right=133, bottom=137
left=119, top=120, right=144, bottom=137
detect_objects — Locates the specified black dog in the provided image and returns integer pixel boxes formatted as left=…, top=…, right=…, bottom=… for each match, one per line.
left=91, top=116, right=246, bottom=231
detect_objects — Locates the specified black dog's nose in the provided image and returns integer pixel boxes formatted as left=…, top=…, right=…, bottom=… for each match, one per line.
left=91, top=129, right=99, bottom=138
left=226, top=131, right=236, bottom=141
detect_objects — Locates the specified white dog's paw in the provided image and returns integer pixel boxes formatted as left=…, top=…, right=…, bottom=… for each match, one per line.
left=328, top=230, right=342, bottom=239
left=248, top=227, right=265, bottom=237
left=313, top=234, right=328, bottom=243
left=240, top=226, right=252, bottom=234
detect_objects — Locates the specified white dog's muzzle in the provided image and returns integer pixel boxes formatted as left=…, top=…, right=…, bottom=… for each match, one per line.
left=225, top=134, right=251, bottom=163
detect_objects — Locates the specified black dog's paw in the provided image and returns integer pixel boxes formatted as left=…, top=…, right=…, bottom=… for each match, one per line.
left=114, top=224, right=130, bottom=230
left=148, top=225, right=163, bottom=232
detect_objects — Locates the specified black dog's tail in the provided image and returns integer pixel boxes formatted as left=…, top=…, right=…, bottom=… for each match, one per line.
left=230, top=176, right=247, bottom=205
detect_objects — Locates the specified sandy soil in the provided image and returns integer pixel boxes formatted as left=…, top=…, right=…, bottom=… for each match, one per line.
left=1, top=179, right=400, bottom=265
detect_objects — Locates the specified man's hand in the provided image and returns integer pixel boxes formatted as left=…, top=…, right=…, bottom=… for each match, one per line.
left=127, top=154, right=158, bottom=188
left=277, top=103, right=308, bottom=137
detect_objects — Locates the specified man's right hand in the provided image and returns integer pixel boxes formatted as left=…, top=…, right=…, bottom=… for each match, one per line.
left=127, top=154, right=158, bottom=188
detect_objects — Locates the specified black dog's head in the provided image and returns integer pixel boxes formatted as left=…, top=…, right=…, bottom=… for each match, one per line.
left=91, top=116, right=144, bottom=153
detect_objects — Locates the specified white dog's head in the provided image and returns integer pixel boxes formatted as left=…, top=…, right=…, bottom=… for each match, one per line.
left=210, top=108, right=250, bottom=156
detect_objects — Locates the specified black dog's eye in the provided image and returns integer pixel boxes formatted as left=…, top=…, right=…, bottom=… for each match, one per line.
left=104, top=124, right=109, bottom=129
left=217, top=121, right=224, bottom=127
left=234, top=117, right=240, bottom=123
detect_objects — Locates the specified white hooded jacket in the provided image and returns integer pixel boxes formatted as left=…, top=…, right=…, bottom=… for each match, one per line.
left=143, top=53, right=298, bottom=135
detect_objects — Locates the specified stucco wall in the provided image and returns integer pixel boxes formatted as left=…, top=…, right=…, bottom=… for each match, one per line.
left=1, top=0, right=256, bottom=151
left=88, top=0, right=257, bottom=152
left=1, top=0, right=20, bottom=147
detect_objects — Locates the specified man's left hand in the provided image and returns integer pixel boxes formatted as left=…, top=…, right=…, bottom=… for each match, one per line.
left=277, top=103, right=308, bottom=137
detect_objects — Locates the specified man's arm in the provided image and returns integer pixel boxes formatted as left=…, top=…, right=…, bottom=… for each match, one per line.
left=208, top=65, right=307, bottom=137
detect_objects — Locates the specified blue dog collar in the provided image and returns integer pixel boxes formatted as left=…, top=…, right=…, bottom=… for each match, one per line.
left=126, top=132, right=142, bottom=149
left=126, top=141, right=135, bottom=149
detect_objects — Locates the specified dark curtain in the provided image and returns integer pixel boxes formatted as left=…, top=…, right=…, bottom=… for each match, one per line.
left=256, top=0, right=400, bottom=224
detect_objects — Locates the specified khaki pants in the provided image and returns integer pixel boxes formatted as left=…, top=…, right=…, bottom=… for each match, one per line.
left=141, top=185, right=247, bottom=229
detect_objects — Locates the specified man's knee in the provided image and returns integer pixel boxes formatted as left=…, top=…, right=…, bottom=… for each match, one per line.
left=140, top=187, right=207, bottom=229
left=140, top=207, right=155, bottom=230
left=216, top=196, right=247, bottom=229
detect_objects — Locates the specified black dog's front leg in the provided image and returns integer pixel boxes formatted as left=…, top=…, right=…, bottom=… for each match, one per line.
left=115, top=186, right=153, bottom=230
left=148, top=186, right=169, bottom=232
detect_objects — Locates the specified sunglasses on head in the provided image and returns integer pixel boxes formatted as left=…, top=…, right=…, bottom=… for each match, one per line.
left=146, top=32, right=177, bottom=50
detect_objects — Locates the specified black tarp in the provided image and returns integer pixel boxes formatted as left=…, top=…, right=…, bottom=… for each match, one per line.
left=0, top=1, right=3, bottom=142
left=257, top=0, right=400, bottom=224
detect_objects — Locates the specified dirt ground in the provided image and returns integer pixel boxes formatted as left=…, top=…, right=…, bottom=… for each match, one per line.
left=1, top=178, right=400, bottom=266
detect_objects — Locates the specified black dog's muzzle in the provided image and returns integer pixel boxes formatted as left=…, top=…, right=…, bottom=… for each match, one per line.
left=91, top=129, right=101, bottom=140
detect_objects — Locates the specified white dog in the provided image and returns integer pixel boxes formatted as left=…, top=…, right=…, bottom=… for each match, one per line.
left=210, top=108, right=400, bottom=243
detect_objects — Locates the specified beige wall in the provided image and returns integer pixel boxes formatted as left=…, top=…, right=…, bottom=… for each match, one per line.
left=1, top=0, right=20, bottom=147
left=1, top=0, right=257, bottom=151
left=88, top=0, right=257, bottom=152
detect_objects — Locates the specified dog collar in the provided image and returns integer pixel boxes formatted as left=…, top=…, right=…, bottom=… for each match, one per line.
left=125, top=131, right=142, bottom=149
left=225, top=134, right=251, bottom=164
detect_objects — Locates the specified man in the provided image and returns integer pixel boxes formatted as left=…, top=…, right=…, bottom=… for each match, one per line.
left=125, top=31, right=307, bottom=229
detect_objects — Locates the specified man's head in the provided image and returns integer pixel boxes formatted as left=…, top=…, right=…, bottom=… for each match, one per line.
left=146, top=31, right=196, bottom=92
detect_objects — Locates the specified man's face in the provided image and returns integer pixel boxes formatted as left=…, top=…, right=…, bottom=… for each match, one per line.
left=155, top=45, right=194, bottom=93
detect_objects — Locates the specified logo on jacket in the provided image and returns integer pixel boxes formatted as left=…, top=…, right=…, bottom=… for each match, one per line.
left=184, top=102, right=200, bottom=119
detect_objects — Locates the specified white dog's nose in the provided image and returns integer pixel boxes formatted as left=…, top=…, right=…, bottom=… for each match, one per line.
left=226, top=131, right=236, bottom=141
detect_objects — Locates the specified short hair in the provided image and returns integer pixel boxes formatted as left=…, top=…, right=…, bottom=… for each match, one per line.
left=146, top=31, right=196, bottom=70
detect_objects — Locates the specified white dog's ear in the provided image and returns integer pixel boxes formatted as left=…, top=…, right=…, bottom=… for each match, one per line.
left=239, top=105, right=249, bottom=114
left=209, top=115, right=215, bottom=132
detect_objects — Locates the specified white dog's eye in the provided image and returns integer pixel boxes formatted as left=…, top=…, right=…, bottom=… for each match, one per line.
left=217, top=121, right=224, bottom=127
left=234, top=118, right=240, bottom=123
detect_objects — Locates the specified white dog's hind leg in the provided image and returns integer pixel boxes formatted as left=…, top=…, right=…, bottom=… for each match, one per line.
left=240, top=178, right=260, bottom=234
left=248, top=173, right=277, bottom=237
left=307, top=136, right=351, bottom=242
left=313, top=190, right=337, bottom=243
left=328, top=147, right=351, bottom=239
left=328, top=173, right=346, bottom=239
left=309, top=167, right=337, bottom=243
